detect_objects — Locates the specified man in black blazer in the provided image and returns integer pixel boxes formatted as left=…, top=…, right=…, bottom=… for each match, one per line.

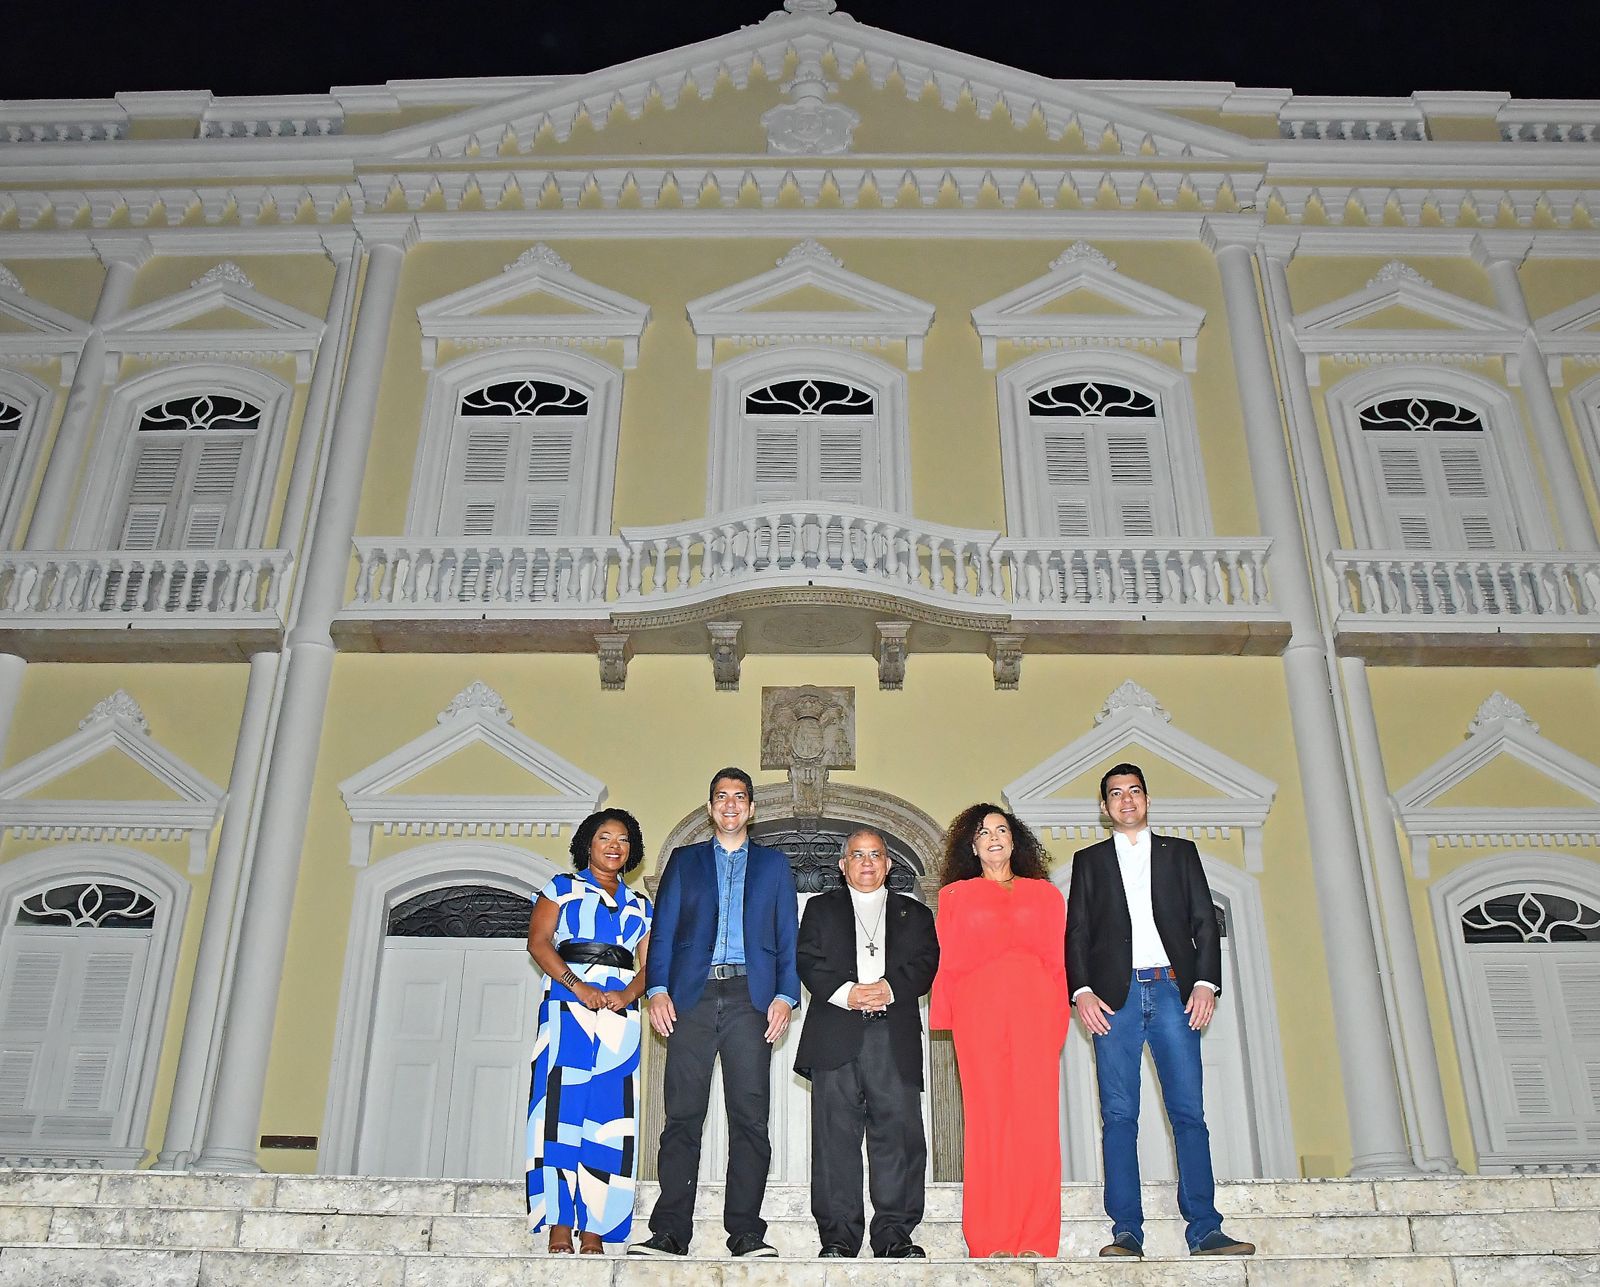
left=794, top=828, right=939, bottom=1259
left=1067, top=763, right=1253, bottom=1259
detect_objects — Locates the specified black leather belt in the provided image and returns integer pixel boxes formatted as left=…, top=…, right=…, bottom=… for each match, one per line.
left=708, top=963, right=747, bottom=980
left=558, top=941, right=635, bottom=970
left=862, top=1009, right=889, bottom=1023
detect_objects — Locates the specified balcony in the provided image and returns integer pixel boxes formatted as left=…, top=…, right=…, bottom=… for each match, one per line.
left=0, top=549, right=293, bottom=661
left=1329, top=550, right=1600, bottom=665
left=335, top=505, right=1287, bottom=683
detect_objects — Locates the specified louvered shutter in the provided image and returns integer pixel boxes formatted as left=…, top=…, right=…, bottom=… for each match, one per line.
left=1042, top=431, right=1093, bottom=538
left=180, top=438, right=248, bottom=550
left=522, top=429, right=573, bottom=537
left=816, top=426, right=868, bottom=505
left=1439, top=442, right=1506, bottom=550
left=451, top=429, right=513, bottom=538
left=0, top=944, right=64, bottom=1137
left=1557, top=960, right=1600, bottom=1136
left=1106, top=432, right=1159, bottom=538
left=117, top=443, right=185, bottom=550
left=753, top=427, right=801, bottom=504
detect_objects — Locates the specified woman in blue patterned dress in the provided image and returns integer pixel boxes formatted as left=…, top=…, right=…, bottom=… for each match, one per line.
left=525, top=808, right=653, bottom=1255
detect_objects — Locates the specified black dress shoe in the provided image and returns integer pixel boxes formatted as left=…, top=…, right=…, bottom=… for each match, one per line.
left=728, top=1231, right=779, bottom=1258
left=818, top=1245, right=852, bottom=1257
left=627, top=1231, right=687, bottom=1256
left=1099, top=1232, right=1144, bottom=1258
left=880, top=1242, right=926, bottom=1258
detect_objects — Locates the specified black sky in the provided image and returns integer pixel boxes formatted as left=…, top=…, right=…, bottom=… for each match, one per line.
left=10, top=0, right=1599, bottom=104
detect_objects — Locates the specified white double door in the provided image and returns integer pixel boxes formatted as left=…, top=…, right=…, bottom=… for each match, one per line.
left=357, top=938, right=539, bottom=1180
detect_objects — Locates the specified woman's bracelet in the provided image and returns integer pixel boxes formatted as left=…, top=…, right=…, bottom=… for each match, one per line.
left=559, top=968, right=580, bottom=989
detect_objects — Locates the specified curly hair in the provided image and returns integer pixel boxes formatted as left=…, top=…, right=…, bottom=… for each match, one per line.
left=937, top=802, right=1052, bottom=887
left=568, top=808, right=645, bottom=875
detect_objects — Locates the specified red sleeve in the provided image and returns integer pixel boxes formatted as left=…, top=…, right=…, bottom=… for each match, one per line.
left=928, top=884, right=964, bottom=1031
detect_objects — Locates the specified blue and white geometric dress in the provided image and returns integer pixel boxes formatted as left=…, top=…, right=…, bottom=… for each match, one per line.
left=525, top=870, right=653, bottom=1240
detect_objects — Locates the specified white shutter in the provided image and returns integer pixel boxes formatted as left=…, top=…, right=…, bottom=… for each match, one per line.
left=116, top=443, right=184, bottom=550
left=0, top=946, right=63, bottom=1130
left=753, top=427, right=801, bottom=503
left=816, top=426, right=868, bottom=504
left=521, top=429, right=574, bottom=537
left=1043, top=431, right=1093, bottom=539
left=1368, top=434, right=1519, bottom=553
left=451, top=429, right=513, bottom=538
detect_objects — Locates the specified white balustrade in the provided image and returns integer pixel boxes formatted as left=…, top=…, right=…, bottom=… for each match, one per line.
left=1330, top=551, right=1600, bottom=620
left=350, top=507, right=1277, bottom=621
left=0, top=549, right=292, bottom=623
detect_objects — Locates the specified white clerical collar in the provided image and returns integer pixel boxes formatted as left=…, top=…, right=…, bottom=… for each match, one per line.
left=1113, top=828, right=1151, bottom=855
left=846, top=882, right=889, bottom=910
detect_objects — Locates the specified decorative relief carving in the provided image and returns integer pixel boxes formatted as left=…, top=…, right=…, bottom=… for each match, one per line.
left=1051, top=242, right=1115, bottom=272
left=438, top=681, right=512, bottom=724
left=190, top=262, right=254, bottom=290
left=1367, top=260, right=1433, bottom=290
left=80, top=690, right=149, bottom=733
left=504, top=243, right=572, bottom=274
left=777, top=238, right=842, bottom=268
left=762, top=684, right=856, bottom=818
left=1096, top=680, right=1173, bottom=726
left=988, top=636, right=1024, bottom=692
left=875, top=622, right=909, bottom=691
left=0, top=265, right=22, bottom=294
left=782, top=0, right=838, bottom=12
left=708, top=621, right=743, bottom=691
left=761, top=56, right=859, bottom=156
left=1468, top=691, right=1538, bottom=737
left=596, top=634, right=631, bottom=692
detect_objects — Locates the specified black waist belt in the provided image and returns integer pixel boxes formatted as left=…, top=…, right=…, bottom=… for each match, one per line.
left=558, top=941, right=635, bottom=970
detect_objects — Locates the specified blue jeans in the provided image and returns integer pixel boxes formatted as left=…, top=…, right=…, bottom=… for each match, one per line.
left=1091, top=971, right=1222, bottom=1250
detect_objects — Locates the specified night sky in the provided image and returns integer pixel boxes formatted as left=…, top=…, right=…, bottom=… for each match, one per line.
left=9, top=0, right=1598, bottom=104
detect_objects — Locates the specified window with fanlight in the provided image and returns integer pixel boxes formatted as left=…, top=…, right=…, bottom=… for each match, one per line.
left=743, top=377, right=880, bottom=507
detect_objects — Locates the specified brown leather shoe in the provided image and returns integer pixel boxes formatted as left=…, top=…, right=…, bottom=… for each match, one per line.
left=1099, top=1233, right=1143, bottom=1258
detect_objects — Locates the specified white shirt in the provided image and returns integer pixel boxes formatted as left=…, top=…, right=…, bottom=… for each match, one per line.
left=828, top=884, right=896, bottom=1009
left=1071, top=829, right=1217, bottom=999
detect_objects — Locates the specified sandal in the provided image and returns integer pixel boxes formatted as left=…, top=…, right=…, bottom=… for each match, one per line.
left=578, top=1233, right=605, bottom=1255
left=547, top=1228, right=575, bottom=1255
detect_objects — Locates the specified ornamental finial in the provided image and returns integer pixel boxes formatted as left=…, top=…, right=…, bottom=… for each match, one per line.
left=1095, top=680, right=1171, bottom=726
left=191, top=262, right=253, bottom=290
left=1051, top=241, right=1115, bottom=272
left=783, top=0, right=838, bottom=13
left=1367, top=260, right=1431, bottom=290
left=1467, top=692, right=1537, bottom=738
left=777, top=238, right=841, bottom=268
left=504, top=243, right=571, bottom=274
left=80, top=690, right=150, bottom=734
left=439, top=681, right=513, bottom=724
left=0, top=264, right=22, bottom=294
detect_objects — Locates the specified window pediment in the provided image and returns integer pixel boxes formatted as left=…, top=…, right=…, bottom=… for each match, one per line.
left=417, top=245, right=650, bottom=370
left=337, top=681, right=606, bottom=866
left=0, top=691, right=225, bottom=874
left=1003, top=680, right=1277, bottom=871
left=686, top=240, right=934, bottom=371
left=0, top=274, right=92, bottom=381
left=102, top=264, right=324, bottom=380
left=1535, top=292, right=1600, bottom=386
left=970, top=243, right=1206, bottom=372
left=1393, top=692, right=1600, bottom=878
left=1293, top=263, right=1525, bottom=386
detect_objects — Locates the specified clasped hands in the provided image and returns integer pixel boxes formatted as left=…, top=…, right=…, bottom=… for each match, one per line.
left=571, top=981, right=628, bottom=1013
left=846, top=980, right=891, bottom=1014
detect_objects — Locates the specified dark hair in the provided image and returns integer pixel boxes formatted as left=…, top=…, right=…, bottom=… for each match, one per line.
left=937, top=802, right=1051, bottom=887
left=708, top=766, right=755, bottom=802
left=1099, top=763, right=1147, bottom=802
left=569, top=808, right=645, bottom=875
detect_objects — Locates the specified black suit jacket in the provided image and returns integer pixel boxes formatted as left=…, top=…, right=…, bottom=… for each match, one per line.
left=1065, top=833, right=1221, bottom=1011
left=794, top=886, right=939, bottom=1087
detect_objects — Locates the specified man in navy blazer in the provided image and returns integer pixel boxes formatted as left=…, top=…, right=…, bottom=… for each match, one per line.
left=629, top=767, right=800, bottom=1260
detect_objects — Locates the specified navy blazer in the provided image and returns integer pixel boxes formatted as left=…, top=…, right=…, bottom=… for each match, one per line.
left=645, top=839, right=802, bottom=1015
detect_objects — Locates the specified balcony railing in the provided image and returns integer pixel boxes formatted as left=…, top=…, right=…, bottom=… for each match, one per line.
left=347, top=505, right=1277, bottom=621
left=0, top=549, right=292, bottom=658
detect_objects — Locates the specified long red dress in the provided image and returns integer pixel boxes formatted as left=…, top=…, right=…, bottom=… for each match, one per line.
left=930, top=876, right=1070, bottom=1257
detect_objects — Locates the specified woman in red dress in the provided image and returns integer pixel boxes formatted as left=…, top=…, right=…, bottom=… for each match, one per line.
left=930, top=803, right=1070, bottom=1258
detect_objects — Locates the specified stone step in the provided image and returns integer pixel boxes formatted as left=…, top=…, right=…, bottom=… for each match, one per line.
left=6, top=1202, right=1600, bottom=1260
left=3, top=1169, right=1598, bottom=1219
left=4, top=1244, right=1600, bottom=1287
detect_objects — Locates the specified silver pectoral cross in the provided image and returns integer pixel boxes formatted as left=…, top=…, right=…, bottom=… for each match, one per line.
left=866, top=942, right=878, bottom=956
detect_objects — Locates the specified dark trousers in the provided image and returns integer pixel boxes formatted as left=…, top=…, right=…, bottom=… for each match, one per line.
left=649, top=978, right=773, bottom=1247
left=809, top=1020, right=926, bottom=1255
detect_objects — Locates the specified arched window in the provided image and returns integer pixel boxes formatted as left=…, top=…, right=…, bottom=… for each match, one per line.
left=0, top=371, right=53, bottom=545
left=442, top=379, right=590, bottom=538
left=114, top=393, right=263, bottom=551
left=744, top=378, right=878, bottom=506
left=1027, top=379, right=1174, bottom=539
left=1357, top=395, right=1520, bottom=551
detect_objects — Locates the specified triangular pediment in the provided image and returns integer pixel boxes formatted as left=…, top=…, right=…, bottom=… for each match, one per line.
left=382, top=8, right=1241, bottom=164
left=102, top=263, right=324, bottom=379
left=1293, top=262, right=1525, bottom=386
left=417, top=244, right=651, bottom=370
left=1535, top=293, right=1600, bottom=381
left=338, top=681, right=606, bottom=866
left=970, top=242, right=1205, bottom=371
left=1393, top=692, right=1600, bottom=878
left=0, top=273, right=92, bottom=379
left=0, top=691, right=225, bottom=874
left=686, top=239, right=934, bottom=370
left=1003, top=681, right=1277, bottom=871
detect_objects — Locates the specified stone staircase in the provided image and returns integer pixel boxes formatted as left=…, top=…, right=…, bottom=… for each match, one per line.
left=2, top=1169, right=1598, bottom=1285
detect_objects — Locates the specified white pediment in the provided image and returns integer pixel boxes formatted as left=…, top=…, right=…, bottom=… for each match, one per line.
left=416, top=244, right=651, bottom=370
left=1535, top=292, right=1600, bottom=385
left=1003, top=681, right=1277, bottom=871
left=686, top=239, right=934, bottom=370
left=969, top=242, right=1206, bottom=371
left=1393, top=692, right=1600, bottom=878
left=0, top=690, right=225, bottom=874
left=101, top=264, right=324, bottom=380
left=0, top=276, right=92, bottom=381
left=384, top=7, right=1240, bottom=163
left=337, top=681, right=606, bottom=866
left=1293, top=262, right=1527, bottom=386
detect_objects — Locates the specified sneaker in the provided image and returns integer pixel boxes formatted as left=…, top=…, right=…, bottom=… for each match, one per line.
left=1099, top=1232, right=1144, bottom=1258
left=728, top=1231, right=778, bottom=1258
left=1191, top=1230, right=1255, bottom=1257
left=627, top=1231, right=688, bottom=1257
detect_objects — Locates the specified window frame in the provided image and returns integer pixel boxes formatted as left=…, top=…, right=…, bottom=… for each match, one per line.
left=0, top=369, right=55, bottom=547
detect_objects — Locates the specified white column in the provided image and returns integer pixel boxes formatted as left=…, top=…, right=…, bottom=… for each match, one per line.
left=1206, top=217, right=1416, bottom=1176
left=1259, top=240, right=1459, bottom=1174
left=154, top=650, right=279, bottom=1169
left=24, top=236, right=151, bottom=550
left=1474, top=235, right=1598, bottom=551
left=195, top=222, right=413, bottom=1172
